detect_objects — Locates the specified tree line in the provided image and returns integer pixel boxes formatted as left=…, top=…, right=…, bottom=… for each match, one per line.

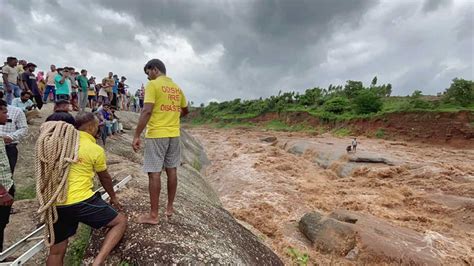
left=197, top=77, right=473, bottom=122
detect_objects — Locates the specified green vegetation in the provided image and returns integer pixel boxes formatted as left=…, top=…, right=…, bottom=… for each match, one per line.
left=16, top=183, right=36, bottom=200
left=65, top=224, right=92, bottom=265
left=444, top=78, right=474, bottom=107
left=190, top=78, right=473, bottom=127
left=264, top=120, right=314, bottom=132
left=375, top=128, right=385, bottom=138
left=287, top=247, right=309, bottom=266
left=333, top=127, right=352, bottom=137
left=185, top=77, right=473, bottom=139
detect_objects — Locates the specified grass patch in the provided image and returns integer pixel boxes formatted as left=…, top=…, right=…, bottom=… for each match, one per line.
left=375, top=128, right=385, bottom=138
left=15, top=183, right=36, bottom=200
left=65, top=224, right=92, bottom=265
left=287, top=247, right=309, bottom=266
left=332, top=127, right=352, bottom=137
left=265, top=120, right=292, bottom=131
left=221, top=113, right=259, bottom=119
left=192, top=158, right=202, bottom=171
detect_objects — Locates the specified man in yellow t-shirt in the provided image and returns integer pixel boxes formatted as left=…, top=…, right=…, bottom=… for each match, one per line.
left=47, top=112, right=127, bottom=266
left=132, top=59, right=189, bottom=225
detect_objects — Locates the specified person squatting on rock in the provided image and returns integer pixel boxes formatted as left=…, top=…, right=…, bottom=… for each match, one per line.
left=133, top=59, right=189, bottom=224
left=45, top=112, right=127, bottom=266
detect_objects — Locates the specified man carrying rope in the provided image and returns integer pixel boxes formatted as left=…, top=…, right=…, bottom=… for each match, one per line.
left=40, top=112, right=127, bottom=266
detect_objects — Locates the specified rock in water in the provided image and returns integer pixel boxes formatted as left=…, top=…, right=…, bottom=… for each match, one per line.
left=299, top=212, right=357, bottom=256
left=349, top=156, right=395, bottom=165
left=260, top=136, right=277, bottom=143
left=84, top=129, right=282, bottom=265
left=299, top=209, right=466, bottom=264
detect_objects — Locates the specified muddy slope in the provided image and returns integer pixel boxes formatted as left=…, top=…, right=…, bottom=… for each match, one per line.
left=200, top=110, right=474, bottom=148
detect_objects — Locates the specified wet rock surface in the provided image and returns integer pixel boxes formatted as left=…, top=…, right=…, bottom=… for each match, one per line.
left=348, top=156, right=395, bottom=165
left=83, top=117, right=282, bottom=264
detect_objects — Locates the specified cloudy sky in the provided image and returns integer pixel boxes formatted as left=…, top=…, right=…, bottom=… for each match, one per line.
left=1, top=0, right=472, bottom=105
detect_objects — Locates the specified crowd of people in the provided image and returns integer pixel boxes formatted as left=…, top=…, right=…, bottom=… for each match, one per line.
left=0, top=57, right=150, bottom=142
left=1, top=57, right=146, bottom=115
left=0, top=57, right=189, bottom=265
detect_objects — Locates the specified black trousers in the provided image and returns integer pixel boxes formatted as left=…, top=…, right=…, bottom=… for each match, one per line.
left=5, top=144, right=17, bottom=175
left=111, top=93, right=118, bottom=108
left=33, top=94, right=44, bottom=110
left=0, top=186, right=15, bottom=252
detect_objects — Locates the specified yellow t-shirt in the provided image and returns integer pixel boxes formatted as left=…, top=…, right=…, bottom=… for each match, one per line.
left=144, top=76, right=187, bottom=138
left=57, top=131, right=107, bottom=206
left=88, top=84, right=96, bottom=96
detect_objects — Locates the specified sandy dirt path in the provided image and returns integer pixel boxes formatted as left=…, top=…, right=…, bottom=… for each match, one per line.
left=189, top=126, right=474, bottom=264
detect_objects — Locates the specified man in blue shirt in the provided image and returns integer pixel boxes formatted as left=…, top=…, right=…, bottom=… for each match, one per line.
left=54, top=67, right=71, bottom=102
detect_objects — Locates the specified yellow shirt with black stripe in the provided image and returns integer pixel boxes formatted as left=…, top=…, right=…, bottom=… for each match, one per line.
left=57, top=131, right=107, bottom=206
left=144, top=75, right=187, bottom=138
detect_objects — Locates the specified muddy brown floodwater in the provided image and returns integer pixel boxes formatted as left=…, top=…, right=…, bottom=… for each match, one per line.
left=189, top=127, right=474, bottom=264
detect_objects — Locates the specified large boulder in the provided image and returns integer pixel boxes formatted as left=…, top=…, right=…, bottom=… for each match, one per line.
left=300, top=210, right=472, bottom=264
left=84, top=128, right=282, bottom=265
left=299, top=212, right=356, bottom=256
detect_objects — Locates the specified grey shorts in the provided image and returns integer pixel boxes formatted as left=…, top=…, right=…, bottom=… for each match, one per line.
left=143, top=137, right=180, bottom=172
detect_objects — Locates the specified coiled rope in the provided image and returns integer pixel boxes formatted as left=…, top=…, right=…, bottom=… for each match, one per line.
left=35, top=121, right=79, bottom=246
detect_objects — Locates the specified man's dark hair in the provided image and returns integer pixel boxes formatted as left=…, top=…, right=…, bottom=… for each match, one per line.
left=0, top=91, right=4, bottom=99
left=81, top=69, right=87, bottom=74
left=74, top=112, right=97, bottom=130
left=57, top=68, right=64, bottom=72
left=26, top=63, right=37, bottom=68
left=46, top=112, right=76, bottom=126
left=6, top=57, right=17, bottom=63
left=144, top=59, right=166, bottom=75
left=0, top=99, right=7, bottom=108
left=21, top=91, right=31, bottom=97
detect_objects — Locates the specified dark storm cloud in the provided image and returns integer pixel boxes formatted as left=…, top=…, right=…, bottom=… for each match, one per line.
left=422, top=0, right=452, bottom=12
left=1, top=0, right=472, bottom=105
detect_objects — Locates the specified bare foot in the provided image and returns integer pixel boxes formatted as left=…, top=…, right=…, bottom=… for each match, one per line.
left=136, top=213, right=159, bottom=224
left=165, top=207, right=174, bottom=219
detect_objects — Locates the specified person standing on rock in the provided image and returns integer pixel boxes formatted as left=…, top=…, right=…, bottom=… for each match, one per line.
left=352, top=138, right=358, bottom=153
left=132, top=59, right=189, bottom=224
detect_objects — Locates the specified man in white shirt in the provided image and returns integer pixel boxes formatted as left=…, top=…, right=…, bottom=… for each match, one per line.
left=43, top=65, right=57, bottom=103
left=0, top=91, right=28, bottom=174
left=11, top=92, right=35, bottom=113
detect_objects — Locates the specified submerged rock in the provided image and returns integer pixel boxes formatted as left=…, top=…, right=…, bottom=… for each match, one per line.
left=260, top=136, right=277, bottom=143
left=348, top=156, right=395, bottom=165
